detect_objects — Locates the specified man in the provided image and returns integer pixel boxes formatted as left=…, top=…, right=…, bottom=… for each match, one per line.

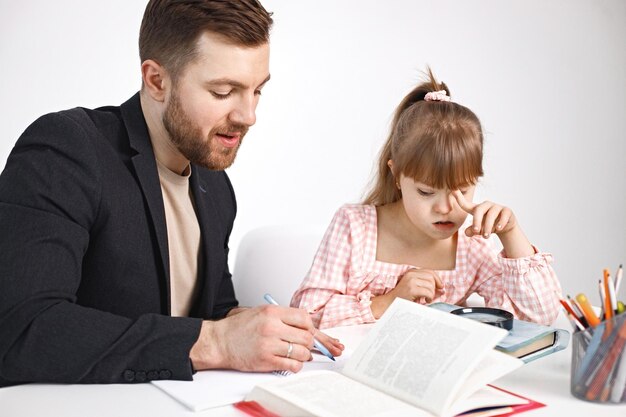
left=0, top=0, right=342, bottom=386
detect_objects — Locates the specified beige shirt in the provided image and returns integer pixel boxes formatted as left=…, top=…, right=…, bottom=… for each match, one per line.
left=156, top=160, right=201, bottom=317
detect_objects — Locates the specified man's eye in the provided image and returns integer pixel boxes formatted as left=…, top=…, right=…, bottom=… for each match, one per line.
left=417, top=189, right=433, bottom=196
left=211, top=91, right=231, bottom=100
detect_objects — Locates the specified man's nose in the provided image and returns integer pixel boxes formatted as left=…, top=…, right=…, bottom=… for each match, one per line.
left=230, top=95, right=257, bottom=127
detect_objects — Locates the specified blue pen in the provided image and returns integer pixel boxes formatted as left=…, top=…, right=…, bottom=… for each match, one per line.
left=263, top=293, right=335, bottom=361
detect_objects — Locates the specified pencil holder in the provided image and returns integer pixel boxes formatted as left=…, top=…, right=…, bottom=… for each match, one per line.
left=570, top=312, right=626, bottom=404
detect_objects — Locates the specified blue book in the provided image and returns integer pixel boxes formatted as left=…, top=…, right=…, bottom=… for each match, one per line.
left=430, top=302, right=570, bottom=363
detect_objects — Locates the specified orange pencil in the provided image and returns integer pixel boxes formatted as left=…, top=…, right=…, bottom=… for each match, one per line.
left=575, top=293, right=601, bottom=328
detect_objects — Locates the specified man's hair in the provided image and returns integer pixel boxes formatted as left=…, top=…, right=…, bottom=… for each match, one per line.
left=139, top=0, right=273, bottom=81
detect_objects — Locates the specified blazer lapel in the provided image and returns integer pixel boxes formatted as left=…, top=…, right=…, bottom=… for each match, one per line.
left=120, top=93, right=171, bottom=314
left=189, top=171, right=219, bottom=316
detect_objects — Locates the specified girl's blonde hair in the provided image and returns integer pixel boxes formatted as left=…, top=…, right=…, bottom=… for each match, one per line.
left=363, top=68, right=484, bottom=206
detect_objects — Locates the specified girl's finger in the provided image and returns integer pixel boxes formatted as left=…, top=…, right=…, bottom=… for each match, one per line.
left=482, top=205, right=502, bottom=237
left=465, top=225, right=478, bottom=237
left=429, top=270, right=444, bottom=289
left=451, top=190, right=476, bottom=214
left=471, top=201, right=493, bottom=234
left=415, top=269, right=443, bottom=290
left=414, top=278, right=436, bottom=294
left=413, top=285, right=435, bottom=302
left=495, top=208, right=512, bottom=232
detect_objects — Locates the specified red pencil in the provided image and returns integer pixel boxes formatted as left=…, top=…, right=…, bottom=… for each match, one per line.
left=559, top=298, right=586, bottom=330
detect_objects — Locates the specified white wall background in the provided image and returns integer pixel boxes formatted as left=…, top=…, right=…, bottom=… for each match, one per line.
left=1, top=0, right=624, bottom=302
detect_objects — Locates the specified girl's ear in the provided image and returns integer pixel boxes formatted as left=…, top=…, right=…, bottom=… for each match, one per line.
left=387, top=160, right=401, bottom=190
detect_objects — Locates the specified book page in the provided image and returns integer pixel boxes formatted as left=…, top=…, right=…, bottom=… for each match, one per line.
left=342, top=299, right=508, bottom=416
left=447, top=385, right=528, bottom=417
left=247, top=370, right=432, bottom=417
left=152, top=369, right=276, bottom=411
left=450, top=350, right=522, bottom=404
left=152, top=352, right=344, bottom=411
left=518, top=329, right=569, bottom=363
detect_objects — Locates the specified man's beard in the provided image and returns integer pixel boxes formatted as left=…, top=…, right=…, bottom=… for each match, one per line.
left=162, top=91, right=247, bottom=171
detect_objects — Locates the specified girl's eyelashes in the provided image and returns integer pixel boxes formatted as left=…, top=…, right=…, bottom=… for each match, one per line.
left=417, top=189, right=434, bottom=196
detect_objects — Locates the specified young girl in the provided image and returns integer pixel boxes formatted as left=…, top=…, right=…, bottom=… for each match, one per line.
left=291, top=69, right=562, bottom=329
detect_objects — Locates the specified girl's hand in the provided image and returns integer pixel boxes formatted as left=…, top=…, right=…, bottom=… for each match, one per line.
left=313, top=329, right=345, bottom=358
left=451, top=190, right=517, bottom=238
left=393, top=268, right=444, bottom=302
left=451, top=190, right=535, bottom=258
left=370, top=269, right=443, bottom=318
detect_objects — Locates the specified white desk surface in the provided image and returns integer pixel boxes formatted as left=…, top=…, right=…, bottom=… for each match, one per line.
left=1, top=315, right=625, bottom=417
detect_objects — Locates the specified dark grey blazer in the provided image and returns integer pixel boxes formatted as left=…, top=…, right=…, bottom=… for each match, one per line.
left=0, top=93, right=239, bottom=386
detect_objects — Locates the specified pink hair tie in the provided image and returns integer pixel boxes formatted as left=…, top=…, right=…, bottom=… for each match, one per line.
left=424, top=90, right=451, bottom=102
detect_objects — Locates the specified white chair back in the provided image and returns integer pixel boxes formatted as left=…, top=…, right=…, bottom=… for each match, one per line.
left=232, top=225, right=324, bottom=307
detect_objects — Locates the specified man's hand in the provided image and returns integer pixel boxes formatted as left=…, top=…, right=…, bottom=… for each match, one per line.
left=190, top=305, right=333, bottom=373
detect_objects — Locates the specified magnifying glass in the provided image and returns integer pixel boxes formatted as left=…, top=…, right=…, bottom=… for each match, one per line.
left=450, top=307, right=514, bottom=330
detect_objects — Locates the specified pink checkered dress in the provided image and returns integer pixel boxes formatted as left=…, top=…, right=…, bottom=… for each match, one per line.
left=290, top=204, right=562, bottom=329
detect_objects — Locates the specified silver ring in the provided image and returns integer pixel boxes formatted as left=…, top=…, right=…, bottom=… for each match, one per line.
left=286, top=342, right=293, bottom=359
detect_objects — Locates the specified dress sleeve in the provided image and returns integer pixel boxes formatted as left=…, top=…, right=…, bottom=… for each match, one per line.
left=290, top=206, right=376, bottom=329
left=471, top=240, right=562, bottom=325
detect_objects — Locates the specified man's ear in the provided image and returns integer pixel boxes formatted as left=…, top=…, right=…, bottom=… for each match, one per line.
left=141, top=59, right=168, bottom=102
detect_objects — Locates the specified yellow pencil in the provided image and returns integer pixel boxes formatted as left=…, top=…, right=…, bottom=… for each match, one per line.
left=575, top=293, right=601, bottom=328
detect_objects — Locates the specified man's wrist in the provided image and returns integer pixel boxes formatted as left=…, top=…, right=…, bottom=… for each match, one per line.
left=226, top=306, right=247, bottom=317
left=189, top=320, right=225, bottom=371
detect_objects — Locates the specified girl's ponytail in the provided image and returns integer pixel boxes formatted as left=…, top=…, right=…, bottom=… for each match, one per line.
left=364, top=68, right=449, bottom=205
left=390, top=68, right=449, bottom=129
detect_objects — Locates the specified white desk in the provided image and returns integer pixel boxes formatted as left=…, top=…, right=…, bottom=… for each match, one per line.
left=1, top=316, right=625, bottom=417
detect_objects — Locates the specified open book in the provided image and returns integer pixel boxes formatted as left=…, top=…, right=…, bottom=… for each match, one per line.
left=246, top=298, right=532, bottom=417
